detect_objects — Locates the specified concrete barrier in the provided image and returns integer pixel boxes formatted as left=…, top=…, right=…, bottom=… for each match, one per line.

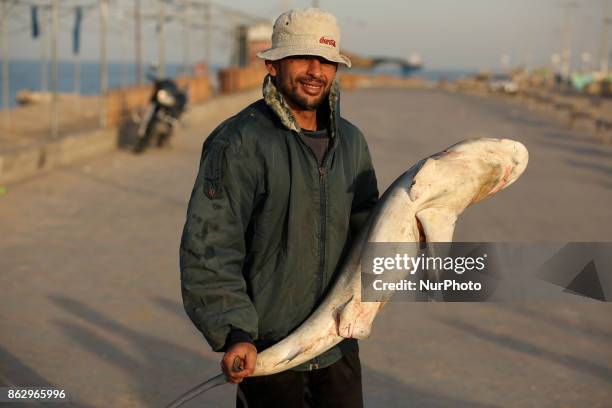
left=0, top=127, right=117, bottom=185
left=107, top=75, right=213, bottom=127
left=0, top=87, right=259, bottom=186
left=339, top=73, right=433, bottom=91
left=517, top=88, right=612, bottom=143
left=214, top=68, right=432, bottom=94
left=107, top=85, right=151, bottom=127
left=218, top=66, right=268, bottom=94
left=449, top=77, right=612, bottom=145
left=177, top=75, right=214, bottom=104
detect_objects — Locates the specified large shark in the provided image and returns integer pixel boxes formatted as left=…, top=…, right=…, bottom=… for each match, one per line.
left=166, top=137, right=529, bottom=408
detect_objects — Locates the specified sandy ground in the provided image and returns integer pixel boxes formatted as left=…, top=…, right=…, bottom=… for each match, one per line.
left=1, top=87, right=611, bottom=407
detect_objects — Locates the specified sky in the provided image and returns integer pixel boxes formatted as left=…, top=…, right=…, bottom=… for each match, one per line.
left=3, top=0, right=608, bottom=71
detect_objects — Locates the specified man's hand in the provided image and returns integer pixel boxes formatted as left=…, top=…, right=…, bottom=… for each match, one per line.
left=221, top=342, right=257, bottom=384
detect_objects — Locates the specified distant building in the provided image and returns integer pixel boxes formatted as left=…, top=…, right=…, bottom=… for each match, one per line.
left=247, top=23, right=273, bottom=66
left=233, top=23, right=273, bottom=67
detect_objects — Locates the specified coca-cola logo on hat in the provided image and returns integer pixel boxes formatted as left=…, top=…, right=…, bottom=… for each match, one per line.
left=319, top=36, right=336, bottom=47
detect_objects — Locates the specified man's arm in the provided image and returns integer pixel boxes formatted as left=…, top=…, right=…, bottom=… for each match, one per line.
left=180, top=133, right=260, bottom=357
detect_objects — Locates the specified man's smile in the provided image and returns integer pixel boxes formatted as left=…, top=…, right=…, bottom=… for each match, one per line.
left=299, top=79, right=325, bottom=95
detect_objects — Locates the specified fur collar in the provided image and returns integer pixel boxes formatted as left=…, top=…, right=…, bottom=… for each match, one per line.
left=262, top=74, right=339, bottom=138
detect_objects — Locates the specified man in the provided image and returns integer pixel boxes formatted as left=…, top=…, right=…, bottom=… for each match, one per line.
left=180, top=8, right=378, bottom=407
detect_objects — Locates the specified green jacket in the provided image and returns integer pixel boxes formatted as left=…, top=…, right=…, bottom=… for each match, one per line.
left=180, top=74, right=378, bottom=370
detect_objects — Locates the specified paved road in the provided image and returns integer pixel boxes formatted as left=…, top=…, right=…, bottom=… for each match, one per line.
left=1, top=87, right=611, bottom=408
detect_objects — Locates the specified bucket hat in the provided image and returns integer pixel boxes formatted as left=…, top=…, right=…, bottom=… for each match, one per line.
left=256, top=8, right=351, bottom=68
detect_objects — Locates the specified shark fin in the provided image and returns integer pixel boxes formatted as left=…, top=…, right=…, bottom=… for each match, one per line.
left=415, top=207, right=457, bottom=242
left=416, top=207, right=458, bottom=285
left=337, top=297, right=379, bottom=340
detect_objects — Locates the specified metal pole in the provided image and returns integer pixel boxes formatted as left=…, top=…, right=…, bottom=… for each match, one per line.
left=119, top=6, right=128, bottom=87
left=204, top=2, right=210, bottom=69
left=40, top=6, right=48, bottom=92
left=74, top=55, right=80, bottom=95
left=183, top=0, right=192, bottom=76
left=1, top=0, right=9, bottom=129
left=559, top=2, right=577, bottom=81
left=561, top=6, right=570, bottom=79
left=74, top=5, right=81, bottom=112
left=134, top=0, right=142, bottom=84
left=74, top=49, right=80, bottom=110
left=158, top=0, right=166, bottom=77
left=601, top=0, right=610, bottom=75
left=100, top=0, right=108, bottom=128
left=51, top=0, right=59, bottom=138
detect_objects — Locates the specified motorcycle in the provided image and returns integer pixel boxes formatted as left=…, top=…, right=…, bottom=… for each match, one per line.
left=133, top=71, right=188, bottom=153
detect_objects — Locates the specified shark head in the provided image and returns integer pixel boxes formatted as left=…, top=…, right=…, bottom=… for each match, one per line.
left=408, top=138, right=529, bottom=243
left=410, top=138, right=528, bottom=208
left=453, top=138, right=528, bottom=203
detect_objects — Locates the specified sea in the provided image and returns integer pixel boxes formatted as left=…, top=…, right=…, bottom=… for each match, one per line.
left=0, top=59, right=474, bottom=109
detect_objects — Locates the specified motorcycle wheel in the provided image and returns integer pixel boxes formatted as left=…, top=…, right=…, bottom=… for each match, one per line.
left=156, top=125, right=173, bottom=147
left=133, top=117, right=159, bottom=154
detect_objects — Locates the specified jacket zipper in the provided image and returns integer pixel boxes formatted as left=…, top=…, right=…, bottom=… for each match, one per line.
left=317, top=163, right=326, bottom=301
left=295, top=132, right=335, bottom=302
left=311, top=141, right=330, bottom=372
left=315, top=148, right=335, bottom=302
left=296, top=129, right=336, bottom=371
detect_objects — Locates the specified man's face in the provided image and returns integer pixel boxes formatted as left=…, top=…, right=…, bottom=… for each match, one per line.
left=266, top=56, right=338, bottom=111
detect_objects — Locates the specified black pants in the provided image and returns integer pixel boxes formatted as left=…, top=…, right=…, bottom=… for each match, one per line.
left=236, top=348, right=363, bottom=408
